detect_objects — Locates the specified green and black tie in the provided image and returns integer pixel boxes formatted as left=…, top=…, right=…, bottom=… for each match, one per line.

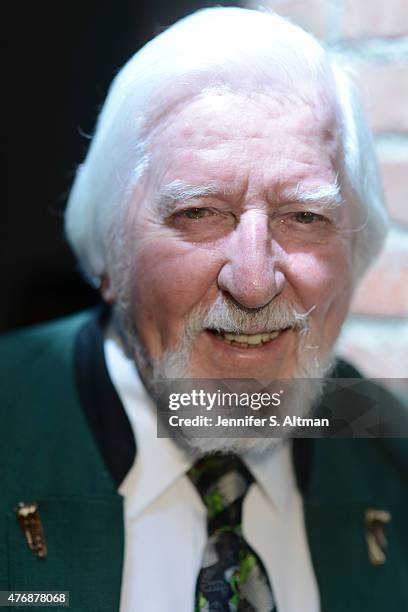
left=188, top=454, right=277, bottom=612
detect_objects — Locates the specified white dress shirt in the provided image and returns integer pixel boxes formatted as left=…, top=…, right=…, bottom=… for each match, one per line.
left=104, top=329, right=320, bottom=612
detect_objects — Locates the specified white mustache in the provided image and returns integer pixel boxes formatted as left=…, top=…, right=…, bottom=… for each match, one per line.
left=186, top=295, right=314, bottom=337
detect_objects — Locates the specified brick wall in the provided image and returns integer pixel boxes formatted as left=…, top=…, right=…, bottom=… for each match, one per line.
left=247, top=0, right=408, bottom=393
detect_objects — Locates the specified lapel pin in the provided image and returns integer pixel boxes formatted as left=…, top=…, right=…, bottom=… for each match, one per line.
left=365, top=508, right=391, bottom=566
left=16, top=501, right=48, bottom=559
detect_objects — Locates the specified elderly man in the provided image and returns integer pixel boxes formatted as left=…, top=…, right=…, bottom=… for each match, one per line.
left=1, top=7, right=407, bottom=612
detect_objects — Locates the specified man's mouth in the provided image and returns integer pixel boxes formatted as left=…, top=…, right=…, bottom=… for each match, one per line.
left=207, top=328, right=288, bottom=348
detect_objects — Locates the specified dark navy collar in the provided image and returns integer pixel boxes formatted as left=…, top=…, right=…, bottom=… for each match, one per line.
left=74, top=306, right=136, bottom=487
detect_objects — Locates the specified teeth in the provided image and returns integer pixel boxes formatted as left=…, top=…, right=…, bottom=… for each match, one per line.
left=222, top=330, right=281, bottom=346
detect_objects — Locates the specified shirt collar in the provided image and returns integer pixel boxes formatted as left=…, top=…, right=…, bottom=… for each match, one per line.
left=104, top=325, right=297, bottom=519
left=243, top=442, right=296, bottom=514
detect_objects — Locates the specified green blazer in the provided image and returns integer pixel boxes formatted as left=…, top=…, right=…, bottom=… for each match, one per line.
left=0, top=310, right=407, bottom=611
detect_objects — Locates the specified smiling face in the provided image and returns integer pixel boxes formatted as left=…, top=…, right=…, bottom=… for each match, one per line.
left=108, top=88, right=353, bottom=384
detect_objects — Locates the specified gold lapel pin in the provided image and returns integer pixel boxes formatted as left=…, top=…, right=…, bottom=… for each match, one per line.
left=365, top=508, right=391, bottom=566
left=16, top=501, right=48, bottom=559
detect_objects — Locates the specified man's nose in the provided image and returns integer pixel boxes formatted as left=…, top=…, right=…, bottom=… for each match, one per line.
left=217, top=210, right=285, bottom=309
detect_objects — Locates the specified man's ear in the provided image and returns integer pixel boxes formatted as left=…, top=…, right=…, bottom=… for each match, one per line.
left=100, top=274, right=116, bottom=304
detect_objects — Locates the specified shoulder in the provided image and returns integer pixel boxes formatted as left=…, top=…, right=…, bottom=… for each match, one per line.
left=0, top=309, right=96, bottom=417
left=292, top=358, right=408, bottom=504
left=0, top=309, right=93, bottom=369
left=307, top=359, right=408, bottom=502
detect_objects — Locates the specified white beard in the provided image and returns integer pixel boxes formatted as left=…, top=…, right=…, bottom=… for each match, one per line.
left=113, top=294, right=334, bottom=456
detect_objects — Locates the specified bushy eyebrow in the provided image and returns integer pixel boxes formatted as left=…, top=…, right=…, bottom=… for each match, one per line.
left=285, top=180, right=343, bottom=211
left=156, top=180, right=222, bottom=217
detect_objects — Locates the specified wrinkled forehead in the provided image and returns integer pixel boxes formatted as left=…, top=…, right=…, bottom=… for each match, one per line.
left=144, top=85, right=342, bottom=190
left=150, top=84, right=339, bottom=141
left=145, top=66, right=340, bottom=139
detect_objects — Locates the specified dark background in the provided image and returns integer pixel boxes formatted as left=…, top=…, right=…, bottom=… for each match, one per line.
left=3, top=0, right=242, bottom=332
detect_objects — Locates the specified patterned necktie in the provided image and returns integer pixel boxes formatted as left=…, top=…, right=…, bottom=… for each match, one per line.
left=188, top=454, right=277, bottom=612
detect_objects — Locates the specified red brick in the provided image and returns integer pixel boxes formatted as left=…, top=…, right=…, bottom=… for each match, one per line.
left=351, top=237, right=408, bottom=317
left=247, top=0, right=329, bottom=39
left=341, top=0, right=408, bottom=40
left=357, top=64, right=408, bottom=133
left=381, top=161, right=408, bottom=225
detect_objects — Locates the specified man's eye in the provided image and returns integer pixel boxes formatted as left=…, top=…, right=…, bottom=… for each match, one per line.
left=181, top=208, right=213, bottom=220
left=293, top=211, right=322, bottom=224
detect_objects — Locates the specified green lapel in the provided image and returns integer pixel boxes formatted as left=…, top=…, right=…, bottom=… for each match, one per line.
left=7, top=496, right=124, bottom=612
left=0, top=310, right=126, bottom=611
left=305, top=501, right=408, bottom=612
left=301, top=438, right=408, bottom=612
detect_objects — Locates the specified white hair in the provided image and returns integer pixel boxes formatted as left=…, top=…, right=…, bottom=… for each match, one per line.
left=64, top=6, right=388, bottom=286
